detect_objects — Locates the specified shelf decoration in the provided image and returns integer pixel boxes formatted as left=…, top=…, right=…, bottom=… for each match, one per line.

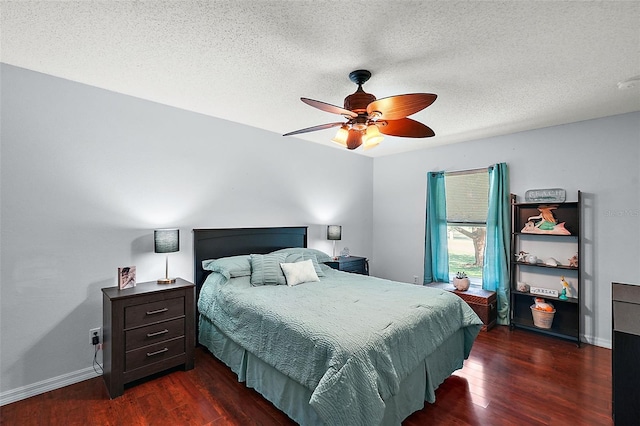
left=530, top=286, right=559, bottom=298
left=568, top=253, right=578, bottom=268
left=453, top=271, right=470, bottom=291
left=525, top=188, right=566, bottom=203
left=559, top=288, right=568, bottom=300
left=533, top=297, right=554, bottom=311
left=560, top=276, right=572, bottom=299
left=531, top=298, right=556, bottom=329
left=521, top=205, right=571, bottom=235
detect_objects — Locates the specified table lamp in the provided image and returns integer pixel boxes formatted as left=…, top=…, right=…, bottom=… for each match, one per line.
left=327, top=225, right=342, bottom=259
left=154, top=228, right=179, bottom=284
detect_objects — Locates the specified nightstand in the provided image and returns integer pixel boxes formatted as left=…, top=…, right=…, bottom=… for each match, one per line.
left=101, top=278, right=195, bottom=398
left=324, top=256, right=368, bottom=275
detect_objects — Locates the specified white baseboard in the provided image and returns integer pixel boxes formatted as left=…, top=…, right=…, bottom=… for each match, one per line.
left=0, top=366, right=101, bottom=406
left=583, top=334, right=612, bottom=349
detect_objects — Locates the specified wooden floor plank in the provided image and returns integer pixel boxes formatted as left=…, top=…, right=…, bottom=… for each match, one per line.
left=1, top=326, right=612, bottom=425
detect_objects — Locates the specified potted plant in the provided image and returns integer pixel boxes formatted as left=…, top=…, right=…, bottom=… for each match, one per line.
left=453, top=271, right=470, bottom=291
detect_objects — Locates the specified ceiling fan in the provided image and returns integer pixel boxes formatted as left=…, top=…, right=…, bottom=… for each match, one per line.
left=283, top=69, right=437, bottom=150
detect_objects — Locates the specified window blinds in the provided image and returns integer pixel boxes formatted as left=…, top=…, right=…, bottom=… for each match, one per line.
left=444, top=170, right=489, bottom=224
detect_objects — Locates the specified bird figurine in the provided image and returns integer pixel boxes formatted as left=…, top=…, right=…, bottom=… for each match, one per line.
left=560, top=276, right=570, bottom=299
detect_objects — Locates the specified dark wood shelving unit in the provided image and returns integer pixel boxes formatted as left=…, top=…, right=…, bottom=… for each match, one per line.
left=509, top=191, right=582, bottom=346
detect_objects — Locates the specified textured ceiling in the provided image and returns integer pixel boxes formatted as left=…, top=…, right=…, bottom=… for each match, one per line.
left=2, top=1, right=639, bottom=157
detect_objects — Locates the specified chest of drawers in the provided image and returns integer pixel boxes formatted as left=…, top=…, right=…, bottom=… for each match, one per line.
left=102, top=278, right=195, bottom=398
left=612, top=282, right=640, bottom=424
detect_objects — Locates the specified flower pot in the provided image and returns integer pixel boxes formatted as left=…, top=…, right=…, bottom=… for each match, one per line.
left=453, top=277, right=470, bottom=291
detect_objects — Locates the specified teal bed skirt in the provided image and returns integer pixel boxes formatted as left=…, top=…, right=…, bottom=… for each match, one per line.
left=199, top=316, right=467, bottom=425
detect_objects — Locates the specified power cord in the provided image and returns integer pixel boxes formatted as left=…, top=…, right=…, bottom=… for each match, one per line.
left=93, top=342, right=104, bottom=376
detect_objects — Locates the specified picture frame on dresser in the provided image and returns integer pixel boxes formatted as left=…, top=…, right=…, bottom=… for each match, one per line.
left=117, top=266, right=136, bottom=290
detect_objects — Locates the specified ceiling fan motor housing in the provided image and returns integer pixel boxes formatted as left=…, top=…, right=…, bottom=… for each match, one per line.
left=344, top=90, right=376, bottom=114
left=344, top=69, right=376, bottom=113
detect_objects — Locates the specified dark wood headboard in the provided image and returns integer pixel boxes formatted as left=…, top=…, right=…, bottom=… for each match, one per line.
left=193, top=226, right=308, bottom=298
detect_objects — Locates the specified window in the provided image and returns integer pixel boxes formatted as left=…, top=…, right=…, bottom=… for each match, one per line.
left=444, top=170, right=489, bottom=286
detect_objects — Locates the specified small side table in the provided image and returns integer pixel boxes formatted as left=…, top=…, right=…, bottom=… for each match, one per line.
left=102, top=278, right=195, bottom=398
left=324, top=256, right=368, bottom=275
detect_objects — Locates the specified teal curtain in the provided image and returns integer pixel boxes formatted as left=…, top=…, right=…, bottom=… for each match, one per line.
left=482, top=163, right=510, bottom=324
left=424, top=172, right=449, bottom=283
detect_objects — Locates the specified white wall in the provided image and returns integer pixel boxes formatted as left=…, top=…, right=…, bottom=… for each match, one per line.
left=0, top=64, right=373, bottom=400
left=372, top=112, right=640, bottom=347
left=2, top=62, right=637, bottom=403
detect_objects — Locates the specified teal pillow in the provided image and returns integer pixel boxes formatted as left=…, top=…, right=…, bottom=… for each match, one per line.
left=250, top=253, right=288, bottom=286
left=284, top=252, right=326, bottom=277
left=272, top=248, right=332, bottom=265
left=202, top=255, right=251, bottom=279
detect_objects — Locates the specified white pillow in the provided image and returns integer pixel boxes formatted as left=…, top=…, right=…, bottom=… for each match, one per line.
left=280, top=259, right=320, bottom=286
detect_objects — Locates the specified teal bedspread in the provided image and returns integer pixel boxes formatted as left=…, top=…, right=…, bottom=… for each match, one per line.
left=198, top=266, right=482, bottom=425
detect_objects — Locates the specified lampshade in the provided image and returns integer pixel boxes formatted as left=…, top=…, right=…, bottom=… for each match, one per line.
left=327, top=225, right=342, bottom=241
left=332, top=126, right=349, bottom=147
left=332, top=126, right=382, bottom=150
left=363, top=125, right=384, bottom=150
left=154, top=229, right=179, bottom=253
left=155, top=229, right=179, bottom=284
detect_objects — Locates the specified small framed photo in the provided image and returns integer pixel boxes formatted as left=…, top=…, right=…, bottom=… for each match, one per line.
left=118, top=266, right=136, bottom=290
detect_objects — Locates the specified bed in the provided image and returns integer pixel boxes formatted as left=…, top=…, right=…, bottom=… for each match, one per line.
left=193, top=227, right=482, bottom=425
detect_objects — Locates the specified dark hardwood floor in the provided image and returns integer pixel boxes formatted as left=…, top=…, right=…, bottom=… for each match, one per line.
left=1, top=326, right=612, bottom=425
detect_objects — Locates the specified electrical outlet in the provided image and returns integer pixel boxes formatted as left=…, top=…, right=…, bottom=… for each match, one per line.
left=90, top=327, right=101, bottom=345
left=413, top=275, right=419, bottom=284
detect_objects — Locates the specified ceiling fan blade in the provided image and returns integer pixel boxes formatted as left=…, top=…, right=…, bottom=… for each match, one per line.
left=301, top=98, right=358, bottom=118
left=377, top=118, right=435, bottom=138
left=367, top=93, right=437, bottom=120
left=283, top=122, right=344, bottom=136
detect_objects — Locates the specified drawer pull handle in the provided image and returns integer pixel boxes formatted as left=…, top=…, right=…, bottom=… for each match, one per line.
left=146, top=307, right=168, bottom=315
left=146, top=329, right=169, bottom=338
left=146, top=347, right=169, bottom=357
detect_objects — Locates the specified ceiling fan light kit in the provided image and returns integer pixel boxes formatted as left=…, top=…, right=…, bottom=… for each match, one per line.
left=363, top=125, right=384, bottom=149
left=284, top=69, right=437, bottom=150
left=331, top=126, right=349, bottom=147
